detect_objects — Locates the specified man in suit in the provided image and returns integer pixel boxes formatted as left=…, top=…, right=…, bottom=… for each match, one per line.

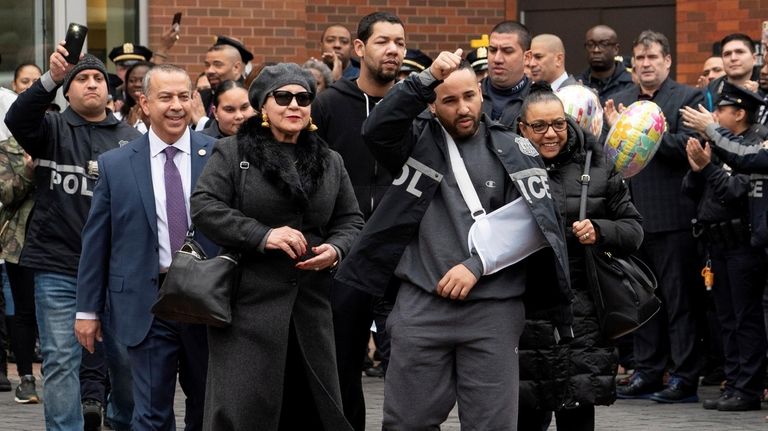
left=75, top=64, right=217, bottom=430
left=605, top=30, right=705, bottom=403
left=527, top=34, right=577, bottom=91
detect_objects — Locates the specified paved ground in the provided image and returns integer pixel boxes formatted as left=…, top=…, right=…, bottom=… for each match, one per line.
left=1, top=363, right=767, bottom=430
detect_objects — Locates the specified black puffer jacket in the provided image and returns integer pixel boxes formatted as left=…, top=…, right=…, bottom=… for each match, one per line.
left=518, top=120, right=643, bottom=411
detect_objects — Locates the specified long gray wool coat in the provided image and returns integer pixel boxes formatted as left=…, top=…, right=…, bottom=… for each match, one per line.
left=191, top=122, right=363, bottom=431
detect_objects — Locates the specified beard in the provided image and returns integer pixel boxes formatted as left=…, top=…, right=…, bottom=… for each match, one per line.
left=373, top=68, right=398, bottom=84
left=363, top=56, right=400, bottom=85
left=441, top=114, right=480, bottom=140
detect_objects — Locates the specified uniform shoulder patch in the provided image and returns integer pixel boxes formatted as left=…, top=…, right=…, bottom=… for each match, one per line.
left=515, top=136, right=539, bottom=157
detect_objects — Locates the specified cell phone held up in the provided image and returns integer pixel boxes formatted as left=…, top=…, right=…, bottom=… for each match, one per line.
left=172, top=12, right=182, bottom=32
left=64, top=23, right=88, bottom=65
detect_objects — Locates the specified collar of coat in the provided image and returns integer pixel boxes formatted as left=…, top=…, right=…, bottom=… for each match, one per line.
left=61, top=108, right=121, bottom=127
left=236, top=116, right=329, bottom=209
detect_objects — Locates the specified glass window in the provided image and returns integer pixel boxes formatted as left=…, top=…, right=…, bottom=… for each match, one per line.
left=0, top=0, right=54, bottom=88
left=87, top=0, right=139, bottom=72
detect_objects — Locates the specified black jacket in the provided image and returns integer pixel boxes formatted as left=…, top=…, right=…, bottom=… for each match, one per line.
left=680, top=124, right=768, bottom=226
left=519, top=120, right=643, bottom=411
left=607, top=78, right=704, bottom=233
left=480, top=76, right=532, bottom=127
left=704, top=123, right=768, bottom=246
left=312, top=78, right=392, bottom=219
left=5, top=75, right=141, bottom=275
left=575, top=61, right=635, bottom=105
left=201, top=120, right=224, bottom=139
left=335, top=73, right=574, bottom=328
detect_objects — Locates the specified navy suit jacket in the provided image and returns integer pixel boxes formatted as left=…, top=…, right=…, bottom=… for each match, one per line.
left=76, top=131, right=217, bottom=347
left=608, top=78, right=704, bottom=233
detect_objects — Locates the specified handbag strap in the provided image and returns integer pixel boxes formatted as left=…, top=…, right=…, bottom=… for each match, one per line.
left=442, top=126, right=486, bottom=219
left=186, top=145, right=249, bottom=238
left=578, top=149, right=593, bottom=221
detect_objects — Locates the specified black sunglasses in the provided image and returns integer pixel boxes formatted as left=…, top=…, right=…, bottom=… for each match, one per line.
left=270, top=90, right=314, bottom=107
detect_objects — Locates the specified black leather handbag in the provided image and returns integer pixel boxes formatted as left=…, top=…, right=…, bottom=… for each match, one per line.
left=150, top=152, right=249, bottom=327
left=151, top=236, right=239, bottom=327
left=579, top=150, right=661, bottom=340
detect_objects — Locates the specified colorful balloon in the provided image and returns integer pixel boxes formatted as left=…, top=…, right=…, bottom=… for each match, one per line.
left=555, top=84, right=603, bottom=137
left=603, top=100, right=667, bottom=178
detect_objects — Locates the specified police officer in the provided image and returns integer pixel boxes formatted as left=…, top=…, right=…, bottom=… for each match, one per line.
left=681, top=81, right=768, bottom=411
left=466, top=46, right=488, bottom=82
left=398, top=48, right=432, bottom=80
left=108, top=43, right=154, bottom=82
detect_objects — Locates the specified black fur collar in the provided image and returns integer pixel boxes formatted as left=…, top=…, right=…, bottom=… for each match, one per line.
left=237, top=116, right=329, bottom=209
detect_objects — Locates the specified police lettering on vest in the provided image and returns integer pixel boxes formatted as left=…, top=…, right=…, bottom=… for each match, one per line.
left=392, top=157, right=444, bottom=198
left=39, top=159, right=95, bottom=197
left=511, top=168, right=552, bottom=203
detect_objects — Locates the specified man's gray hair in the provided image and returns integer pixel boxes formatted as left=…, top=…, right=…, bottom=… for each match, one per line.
left=142, top=64, right=192, bottom=96
left=633, top=30, right=671, bottom=57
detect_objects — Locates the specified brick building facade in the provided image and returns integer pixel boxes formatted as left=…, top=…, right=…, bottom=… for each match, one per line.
left=676, top=0, right=766, bottom=85
left=147, top=0, right=764, bottom=87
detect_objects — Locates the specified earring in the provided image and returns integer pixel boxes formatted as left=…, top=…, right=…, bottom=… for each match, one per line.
left=306, top=116, right=318, bottom=132
left=261, top=112, right=270, bottom=128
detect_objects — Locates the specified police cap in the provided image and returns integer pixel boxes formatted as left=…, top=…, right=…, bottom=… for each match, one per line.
left=466, top=47, right=488, bottom=72
left=400, top=48, right=433, bottom=74
left=108, top=43, right=153, bottom=64
left=213, top=35, right=254, bottom=64
left=716, top=80, right=766, bottom=116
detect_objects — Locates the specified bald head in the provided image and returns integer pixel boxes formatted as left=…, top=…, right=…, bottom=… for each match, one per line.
left=528, top=34, right=566, bottom=84
left=585, top=25, right=619, bottom=74
left=533, top=34, right=564, bottom=54
left=586, top=25, right=617, bottom=42
left=204, top=44, right=244, bottom=89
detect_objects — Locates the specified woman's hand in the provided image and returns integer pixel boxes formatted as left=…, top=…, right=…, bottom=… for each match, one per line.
left=295, top=243, right=338, bottom=271
left=686, top=137, right=711, bottom=172
left=265, top=226, right=307, bottom=259
left=573, top=219, right=598, bottom=245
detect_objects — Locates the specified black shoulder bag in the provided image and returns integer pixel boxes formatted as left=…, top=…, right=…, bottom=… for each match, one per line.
left=150, top=153, right=249, bottom=328
left=579, top=149, right=661, bottom=340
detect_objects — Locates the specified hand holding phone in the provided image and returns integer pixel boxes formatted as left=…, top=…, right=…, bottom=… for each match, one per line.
left=172, top=12, right=182, bottom=32
left=64, top=23, right=88, bottom=65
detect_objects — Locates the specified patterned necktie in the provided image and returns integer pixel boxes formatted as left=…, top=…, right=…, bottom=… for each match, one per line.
left=163, top=146, right=187, bottom=253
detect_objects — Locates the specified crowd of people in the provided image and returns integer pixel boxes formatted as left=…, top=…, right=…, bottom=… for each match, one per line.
left=0, top=8, right=768, bottom=431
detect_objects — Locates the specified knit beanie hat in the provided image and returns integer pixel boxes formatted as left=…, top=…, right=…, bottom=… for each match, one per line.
left=248, top=63, right=316, bottom=109
left=62, top=54, right=110, bottom=98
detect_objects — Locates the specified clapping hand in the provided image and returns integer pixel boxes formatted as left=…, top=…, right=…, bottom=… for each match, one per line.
left=680, top=104, right=716, bottom=134
left=603, top=99, right=626, bottom=128
left=686, top=138, right=711, bottom=172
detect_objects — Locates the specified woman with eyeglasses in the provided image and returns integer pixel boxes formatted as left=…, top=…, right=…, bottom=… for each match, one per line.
left=191, top=63, right=362, bottom=431
left=516, top=82, right=643, bottom=431
left=201, top=80, right=254, bottom=139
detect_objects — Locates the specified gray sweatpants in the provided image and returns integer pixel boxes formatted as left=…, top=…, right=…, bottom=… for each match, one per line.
left=383, top=284, right=525, bottom=431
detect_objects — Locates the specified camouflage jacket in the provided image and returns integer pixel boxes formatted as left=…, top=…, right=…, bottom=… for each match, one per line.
left=0, top=136, right=34, bottom=263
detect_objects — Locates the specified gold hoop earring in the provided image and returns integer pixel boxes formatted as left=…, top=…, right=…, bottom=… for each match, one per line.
left=306, top=116, right=318, bottom=132
left=261, top=112, right=270, bottom=128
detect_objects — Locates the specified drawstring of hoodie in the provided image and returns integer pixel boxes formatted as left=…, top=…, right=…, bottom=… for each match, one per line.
left=363, top=92, right=378, bottom=212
